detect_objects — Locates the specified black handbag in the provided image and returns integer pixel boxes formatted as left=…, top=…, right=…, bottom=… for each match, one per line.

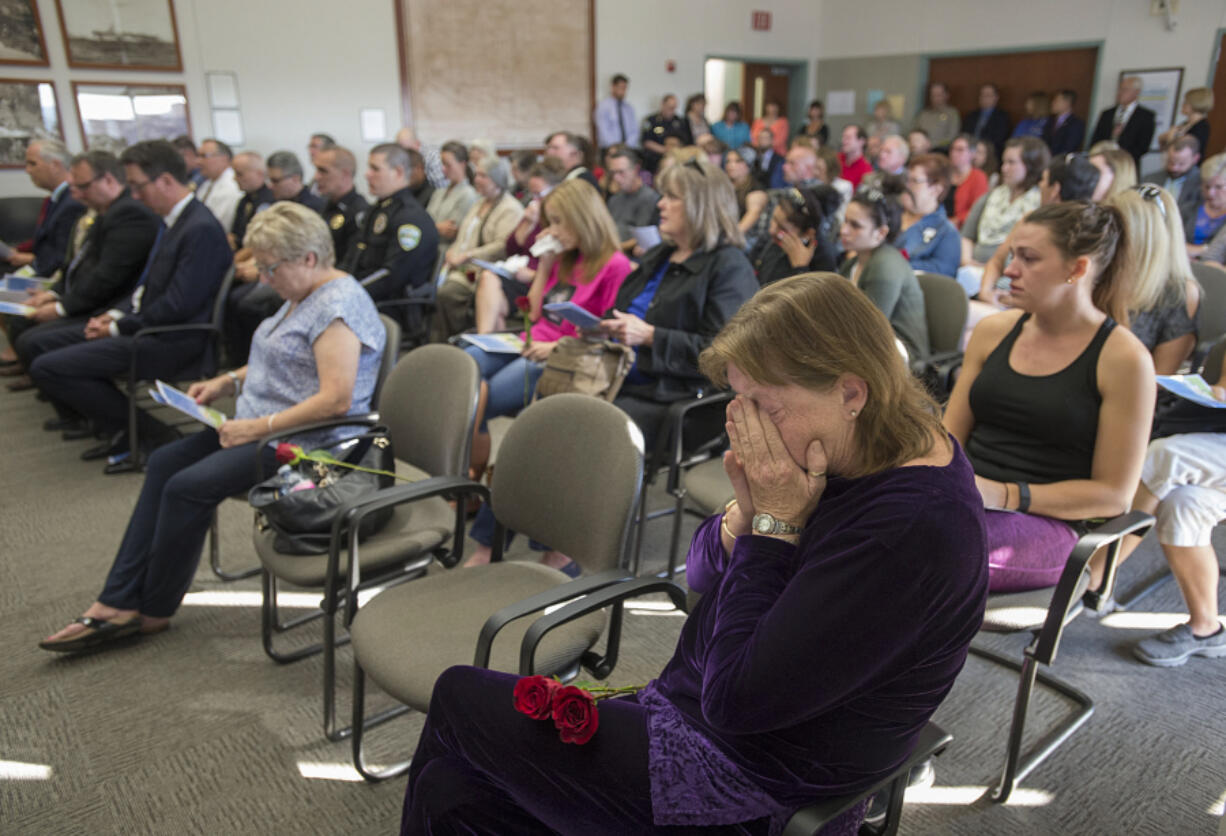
left=249, top=437, right=397, bottom=555
left=1151, top=392, right=1226, bottom=439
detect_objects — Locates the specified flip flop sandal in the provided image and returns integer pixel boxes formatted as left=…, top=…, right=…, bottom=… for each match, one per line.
left=38, top=616, right=142, bottom=653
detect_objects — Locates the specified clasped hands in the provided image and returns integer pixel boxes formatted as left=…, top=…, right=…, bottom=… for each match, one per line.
left=83, top=313, right=115, bottom=340
left=722, top=395, right=827, bottom=539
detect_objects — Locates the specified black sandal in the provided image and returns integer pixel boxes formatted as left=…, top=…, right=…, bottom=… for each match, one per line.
left=39, top=616, right=142, bottom=653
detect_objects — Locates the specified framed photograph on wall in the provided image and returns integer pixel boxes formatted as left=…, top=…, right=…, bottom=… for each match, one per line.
left=55, top=0, right=182, bottom=71
left=1119, top=67, right=1183, bottom=151
left=0, top=78, right=62, bottom=168
left=73, top=81, right=189, bottom=152
left=0, top=0, right=50, bottom=66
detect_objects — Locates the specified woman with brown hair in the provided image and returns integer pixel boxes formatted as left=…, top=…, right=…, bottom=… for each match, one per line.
left=944, top=201, right=1156, bottom=591
left=401, top=273, right=989, bottom=835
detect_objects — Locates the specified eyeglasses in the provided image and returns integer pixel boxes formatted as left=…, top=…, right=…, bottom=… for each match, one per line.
left=255, top=259, right=287, bottom=278
left=858, top=187, right=886, bottom=204
left=71, top=174, right=104, bottom=190
left=127, top=177, right=152, bottom=193
left=1133, top=183, right=1167, bottom=218
left=268, top=175, right=292, bottom=185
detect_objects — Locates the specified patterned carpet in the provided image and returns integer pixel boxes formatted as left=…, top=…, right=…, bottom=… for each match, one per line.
left=1, top=381, right=1224, bottom=835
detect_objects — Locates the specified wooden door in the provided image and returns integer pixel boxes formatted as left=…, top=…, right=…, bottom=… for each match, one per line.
left=927, top=46, right=1099, bottom=134
left=742, top=62, right=794, bottom=121
left=1208, top=32, right=1226, bottom=157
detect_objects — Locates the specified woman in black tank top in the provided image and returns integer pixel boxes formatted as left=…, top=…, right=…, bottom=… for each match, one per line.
left=943, top=202, right=1156, bottom=593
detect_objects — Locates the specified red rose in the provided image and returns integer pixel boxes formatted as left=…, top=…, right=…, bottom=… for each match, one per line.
left=274, top=443, right=300, bottom=465
left=512, top=675, right=560, bottom=720
left=514, top=295, right=532, bottom=314
left=551, top=685, right=599, bottom=744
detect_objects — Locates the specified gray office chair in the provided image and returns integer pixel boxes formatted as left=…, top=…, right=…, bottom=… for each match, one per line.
left=252, top=343, right=480, bottom=742
left=1191, top=262, right=1226, bottom=362
left=207, top=313, right=402, bottom=581
left=346, top=394, right=685, bottom=781
left=914, top=272, right=969, bottom=397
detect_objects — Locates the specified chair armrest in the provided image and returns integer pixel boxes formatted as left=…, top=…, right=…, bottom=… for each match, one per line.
left=132, top=322, right=220, bottom=340
left=251, top=414, right=383, bottom=480
left=473, top=569, right=634, bottom=669
left=323, top=475, right=489, bottom=613
left=1031, top=510, right=1154, bottom=665
left=518, top=576, right=688, bottom=675
left=651, top=390, right=734, bottom=490
left=359, top=268, right=390, bottom=288
left=781, top=722, right=953, bottom=836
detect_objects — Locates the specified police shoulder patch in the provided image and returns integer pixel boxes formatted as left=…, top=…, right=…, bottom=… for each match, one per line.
left=397, top=224, right=422, bottom=251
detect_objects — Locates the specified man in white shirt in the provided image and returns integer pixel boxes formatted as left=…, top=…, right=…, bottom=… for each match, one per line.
left=194, top=138, right=243, bottom=232
left=1089, top=76, right=1156, bottom=167
left=594, top=74, right=638, bottom=153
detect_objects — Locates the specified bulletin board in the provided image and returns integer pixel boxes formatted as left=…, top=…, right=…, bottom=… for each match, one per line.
left=399, top=0, right=593, bottom=147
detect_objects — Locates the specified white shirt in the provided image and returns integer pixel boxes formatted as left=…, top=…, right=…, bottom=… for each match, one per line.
left=196, top=166, right=242, bottom=232
left=1114, top=101, right=1138, bottom=128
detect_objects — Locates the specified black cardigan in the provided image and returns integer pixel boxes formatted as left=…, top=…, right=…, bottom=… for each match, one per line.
left=607, top=242, right=757, bottom=403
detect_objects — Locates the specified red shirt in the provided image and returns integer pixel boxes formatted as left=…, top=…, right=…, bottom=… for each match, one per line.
left=838, top=153, right=873, bottom=189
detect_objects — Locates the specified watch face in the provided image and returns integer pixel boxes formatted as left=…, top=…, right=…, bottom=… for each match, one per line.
left=754, top=514, right=773, bottom=533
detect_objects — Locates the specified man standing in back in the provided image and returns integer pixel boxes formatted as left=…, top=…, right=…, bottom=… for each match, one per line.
left=1089, top=76, right=1156, bottom=167
left=594, top=74, right=638, bottom=155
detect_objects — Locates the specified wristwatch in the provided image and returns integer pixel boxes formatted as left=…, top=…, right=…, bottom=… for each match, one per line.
left=751, top=512, right=803, bottom=536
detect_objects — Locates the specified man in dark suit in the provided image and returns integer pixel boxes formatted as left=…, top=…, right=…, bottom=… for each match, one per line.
left=1089, top=76, right=1156, bottom=167
left=964, top=83, right=1011, bottom=159
left=751, top=127, right=784, bottom=190
left=11, top=150, right=161, bottom=394
left=1043, top=89, right=1086, bottom=155
left=5, top=139, right=87, bottom=278
left=1142, top=134, right=1202, bottom=218
left=29, top=140, right=232, bottom=473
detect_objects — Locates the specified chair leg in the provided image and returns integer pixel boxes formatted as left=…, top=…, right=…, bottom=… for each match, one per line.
left=665, top=486, right=687, bottom=580
left=968, top=644, right=1095, bottom=803
left=1112, top=569, right=1176, bottom=612
left=630, top=488, right=649, bottom=576
left=260, top=570, right=338, bottom=664
left=208, top=510, right=261, bottom=581
left=350, top=660, right=413, bottom=782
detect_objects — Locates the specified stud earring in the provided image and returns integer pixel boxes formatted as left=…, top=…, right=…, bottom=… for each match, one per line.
left=850, top=409, right=858, bottom=417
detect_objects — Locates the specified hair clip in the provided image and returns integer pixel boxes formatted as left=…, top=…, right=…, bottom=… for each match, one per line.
left=1132, top=183, right=1167, bottom=218
left=685, top=158, right=706, bottom=176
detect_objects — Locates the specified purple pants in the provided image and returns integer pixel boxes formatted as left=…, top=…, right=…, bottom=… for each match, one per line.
left=402, top=666, right=787, bottom=835
left=983, top=510, right=1079, bottom=593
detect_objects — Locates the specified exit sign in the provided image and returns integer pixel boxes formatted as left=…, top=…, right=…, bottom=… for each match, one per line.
left=752, top=10, right=771, bottom=30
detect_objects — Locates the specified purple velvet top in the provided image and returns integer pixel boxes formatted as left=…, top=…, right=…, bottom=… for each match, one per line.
left=645, top=440, right=988, bottom=830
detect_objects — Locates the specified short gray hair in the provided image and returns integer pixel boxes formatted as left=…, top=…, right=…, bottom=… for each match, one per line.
left=371, top=142, right=411, bottom=176
left=233, top=151, right=265, bottom=172
left=32, top=138, right=71, bottom=168
left=266, top=150, right=303, bottom=178
left=475, top=155, right=511, bottom=192
left=244, top=202, right=335, bottom=269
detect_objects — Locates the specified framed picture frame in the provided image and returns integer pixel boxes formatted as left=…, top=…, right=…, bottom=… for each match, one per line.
left=0, top=0, right=50, bottom=66
left=1118, top=67, right=1183, bottom=152
left=72, top=81, right=189, bottom=152
left=55, top=0, right=182, bottom=71
left=0, top=77, right=63, bottom=168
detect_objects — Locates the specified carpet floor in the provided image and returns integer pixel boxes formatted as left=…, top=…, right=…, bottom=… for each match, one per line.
left=1, top=379, right=1224, bottom=835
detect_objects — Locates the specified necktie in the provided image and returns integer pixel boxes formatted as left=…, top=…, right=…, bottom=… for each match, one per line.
left=63, top=240, right=91, bottom=293
left=976, top=110, right=990, bottom=137
left=36, top=196, right=50, bottom=227
left=1112, top=107, right=1126, bottom=138
left=130, top=222, right=166, bottom=314
left=617, top=102, right=627, bottom=144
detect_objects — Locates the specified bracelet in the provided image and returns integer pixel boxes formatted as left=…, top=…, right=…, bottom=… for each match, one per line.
left=267, top=413, right=276, bottom=432
left=1016, top=481, right=1031, bottom=514
left=720, top=498, right=738, bottom=541
left=226, top=370, right=241, bottom=397
left=1002, top=481, right=1011, bottom=511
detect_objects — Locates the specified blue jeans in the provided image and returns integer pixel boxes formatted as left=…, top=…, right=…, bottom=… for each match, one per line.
left=464, top=345, right=545, bottom=431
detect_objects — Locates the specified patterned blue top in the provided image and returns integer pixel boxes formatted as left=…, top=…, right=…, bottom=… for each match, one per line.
left=237, top=274, right=384, bottom=450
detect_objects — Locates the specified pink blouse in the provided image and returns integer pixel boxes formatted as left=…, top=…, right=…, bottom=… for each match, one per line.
left=528, top=251, right=633, bottom=343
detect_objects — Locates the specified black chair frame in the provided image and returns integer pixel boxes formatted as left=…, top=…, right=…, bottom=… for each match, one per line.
left=969, top=511, right=1153, bottom=803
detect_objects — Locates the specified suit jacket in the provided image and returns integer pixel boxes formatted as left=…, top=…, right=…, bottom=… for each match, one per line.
left=49, top=190, right=161, bottom=317
left=1042, top=114, right=1085, bottom=155
left=752, top=151, right=783, bottom=190
left=116, top=197, right=231, bottom=339
left=965, top=108, right=1012, bottom=157
left=30, top=185, right=87, bottom=277
left=1090, top=105, right=1156, bottom=165
left=1142, top=165, right=1202, bottom=219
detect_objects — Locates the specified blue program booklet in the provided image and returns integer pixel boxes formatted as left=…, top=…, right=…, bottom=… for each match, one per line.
left=0, top=300, right=33, bottom=316
left=469, top=258, right=515, bottom=280
left=458, top=332, right=525, bottom=355
left=543, top=301, right=602, bottom=330
left=1157, top=374, right=1226, bottom=410
left=1, top=275, right=51, bottom=292
left=148, top=380, right=228, bottom=429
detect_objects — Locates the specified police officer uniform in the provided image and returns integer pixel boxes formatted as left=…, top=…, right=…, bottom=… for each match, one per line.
left=291, top=186, right=326, bottom=214
left=323, top=188, right=370, bottom=265
left=231, top=185, right=273, bottom=248
left=342, top=185, right=439, bottom=308
left=640, top=112, right=688, bottom=173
